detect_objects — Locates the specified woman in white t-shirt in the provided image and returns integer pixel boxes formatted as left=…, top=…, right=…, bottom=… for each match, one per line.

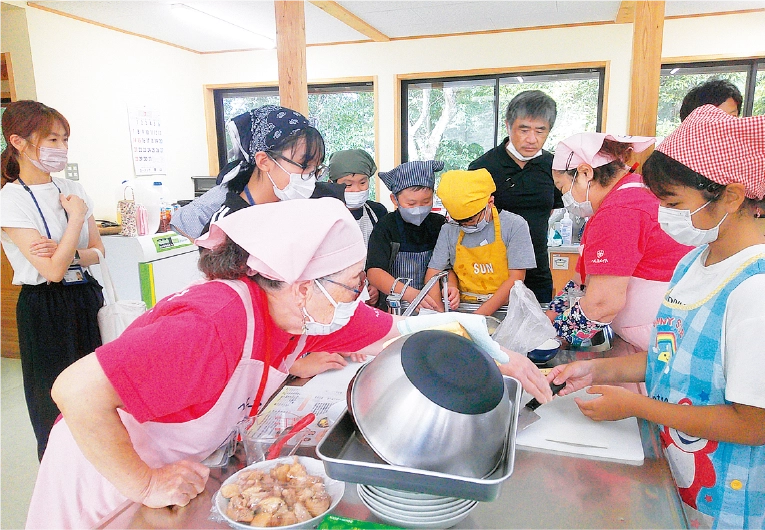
left=548, top=106, right=765, bottom=529
left=0, top=101, right=105, bottom=460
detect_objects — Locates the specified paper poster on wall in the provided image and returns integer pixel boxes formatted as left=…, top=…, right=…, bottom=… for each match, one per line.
left=127, top=104, right=165, bottom=176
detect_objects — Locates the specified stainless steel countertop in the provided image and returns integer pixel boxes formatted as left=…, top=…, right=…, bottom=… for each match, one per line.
left=97, top=348, right=687, bottom=529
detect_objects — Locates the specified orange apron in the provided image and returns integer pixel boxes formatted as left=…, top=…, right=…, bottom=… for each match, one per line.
left=26, top=280, right=304, bottom=529
left=454, top=207, right=509, bottom=303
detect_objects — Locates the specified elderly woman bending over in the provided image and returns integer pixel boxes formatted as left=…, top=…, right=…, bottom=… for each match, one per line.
left=26, top=198, right=551, bottom=529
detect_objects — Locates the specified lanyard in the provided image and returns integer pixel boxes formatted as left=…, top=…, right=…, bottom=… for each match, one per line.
left=243, top=185, right=256, bottom=206
left=16, top=177, right=65, bottom=240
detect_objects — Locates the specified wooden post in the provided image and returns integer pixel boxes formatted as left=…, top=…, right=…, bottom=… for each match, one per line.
left=628, top=1, right=665, bottom=137
left=274, top=0, right=309, bottom=116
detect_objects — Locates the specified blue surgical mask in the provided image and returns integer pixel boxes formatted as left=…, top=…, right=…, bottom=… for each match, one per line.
left=398, top=204, right=430, bottom=226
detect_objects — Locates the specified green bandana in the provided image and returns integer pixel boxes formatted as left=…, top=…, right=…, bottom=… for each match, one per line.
left=327, top=149, right=377, bottom=182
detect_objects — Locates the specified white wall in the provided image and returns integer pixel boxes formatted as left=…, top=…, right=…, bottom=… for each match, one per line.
left=11, top=6, right=765, bottom=219
left=201, top=23, right=636, bottom=177
left=662, top=11, right=765, bottom=58
left=23, top=8, right=209, bottom=220
left=0, top=3, right=37, bottom=100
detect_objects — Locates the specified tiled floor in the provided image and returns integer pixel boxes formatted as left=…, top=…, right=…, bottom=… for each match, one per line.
left=1, top=357, right=39, bottom=530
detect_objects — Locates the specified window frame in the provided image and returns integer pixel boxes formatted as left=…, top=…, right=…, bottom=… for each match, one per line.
left=400, top=66, right=606, bottom=163
left=660, top=57, right=765, bottom=117
left=212, top=81, right=376, bottom=169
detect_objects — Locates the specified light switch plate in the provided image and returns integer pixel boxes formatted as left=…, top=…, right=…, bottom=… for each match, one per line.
left=65, top=163, right=79, bottom=180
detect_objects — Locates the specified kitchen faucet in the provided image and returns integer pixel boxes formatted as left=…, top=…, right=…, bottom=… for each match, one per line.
left=386, top=270, right=450, bottom=317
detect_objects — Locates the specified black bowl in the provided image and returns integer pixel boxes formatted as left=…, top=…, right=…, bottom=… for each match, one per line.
left=527, top=338, right=561, bottom=364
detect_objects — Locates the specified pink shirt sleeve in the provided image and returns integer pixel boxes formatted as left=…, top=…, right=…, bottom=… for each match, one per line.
left=305, top=303, right=393, bottom=353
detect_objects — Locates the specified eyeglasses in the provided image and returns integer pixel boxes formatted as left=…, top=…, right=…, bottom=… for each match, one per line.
left=271, top=153, right=325, bottom=181
left=318, top=271, right=368, bottom=300
left=448, top=208, right=486, bottom=227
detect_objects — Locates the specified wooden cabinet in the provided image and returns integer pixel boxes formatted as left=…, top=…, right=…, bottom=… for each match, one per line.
left=1, top=247, right=21, bottom=358
left=549, top=247, right=579, bottom=296
left=1, top=52, right=16, bottom=105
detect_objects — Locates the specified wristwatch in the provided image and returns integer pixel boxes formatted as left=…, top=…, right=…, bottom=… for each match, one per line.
left=72, top=250, right=81, bottom=266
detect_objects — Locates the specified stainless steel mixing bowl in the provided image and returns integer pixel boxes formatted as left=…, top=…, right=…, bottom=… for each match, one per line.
left=348, top=330, right=512, bottom=479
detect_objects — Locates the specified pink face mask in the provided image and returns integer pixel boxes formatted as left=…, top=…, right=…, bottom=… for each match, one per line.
left=25, top=143, right=68, bottom=173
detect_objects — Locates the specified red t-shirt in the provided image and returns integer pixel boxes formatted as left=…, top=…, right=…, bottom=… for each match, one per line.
left=96, top=278, right=392, bottom=424
left=575, top=173, right=693, bottom=285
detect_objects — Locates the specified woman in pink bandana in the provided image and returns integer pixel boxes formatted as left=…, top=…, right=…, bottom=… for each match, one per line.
left=27, top=198, right=552, bottom=529
left=550, top=106, right=765, bottom=529
left=546, top=132, right=694, bottom=356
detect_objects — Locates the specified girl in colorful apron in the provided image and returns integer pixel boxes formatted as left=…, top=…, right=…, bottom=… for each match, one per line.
left=548, top=106, right=765, bottom=530
left=645, top=247, right=765, bottom=529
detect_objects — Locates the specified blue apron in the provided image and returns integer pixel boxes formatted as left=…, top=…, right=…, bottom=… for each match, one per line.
left=645, top=245, right=765, bottom=529
left=390, top=212, right=434, bottom=290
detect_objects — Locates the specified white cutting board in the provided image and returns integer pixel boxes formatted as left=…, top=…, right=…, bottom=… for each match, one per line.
left=515, top=388, right=645, bottom=465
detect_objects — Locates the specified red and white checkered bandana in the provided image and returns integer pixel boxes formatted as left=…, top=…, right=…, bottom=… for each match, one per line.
left=657, top=105, right=765, bottom=200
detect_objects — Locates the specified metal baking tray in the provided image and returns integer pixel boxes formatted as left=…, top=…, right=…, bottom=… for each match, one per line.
left=315, top=376, right=521, bottom=502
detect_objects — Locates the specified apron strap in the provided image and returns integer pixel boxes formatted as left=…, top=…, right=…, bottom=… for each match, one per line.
left=364, top=203, right=379, bottom=224
left=210, top=279, right=269, bottom=417
left=212, top=279, right=256, bottom=363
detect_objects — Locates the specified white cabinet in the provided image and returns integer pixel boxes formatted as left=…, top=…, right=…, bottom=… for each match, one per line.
left=95, top=232, right=204, bottom=307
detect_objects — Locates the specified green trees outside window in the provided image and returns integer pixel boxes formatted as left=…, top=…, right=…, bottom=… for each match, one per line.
left=402, top=68, right=605, bottom=172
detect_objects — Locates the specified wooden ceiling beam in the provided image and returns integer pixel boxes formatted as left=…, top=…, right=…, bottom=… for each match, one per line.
left=615, top=1, right=636, bottom=23
left=309, top=1, right=390, bottom=42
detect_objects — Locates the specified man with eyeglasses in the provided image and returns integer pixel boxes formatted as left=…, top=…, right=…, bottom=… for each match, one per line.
left=468, top=90, right=563, bottom=304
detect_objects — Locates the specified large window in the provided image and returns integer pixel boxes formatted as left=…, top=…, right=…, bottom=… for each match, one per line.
left=657, top=59, right=765, bottom=138
left=213, top=82, right=376, bottom=194
left=402, top=67, right=605, bottom=170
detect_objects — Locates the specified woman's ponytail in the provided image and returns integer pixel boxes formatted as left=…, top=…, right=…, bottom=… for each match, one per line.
left=1, top=100, right=70, bottom=187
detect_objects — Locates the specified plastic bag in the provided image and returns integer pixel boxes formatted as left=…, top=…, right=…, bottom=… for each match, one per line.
left=491, top=280, right=557, bottom=354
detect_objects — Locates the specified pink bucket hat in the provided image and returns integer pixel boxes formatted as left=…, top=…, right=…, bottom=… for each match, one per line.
left=195, top=198, right=366, bottom=283
left=552, top=132, right=655, bottom=170
left=657, top=105, right=765, bottom=200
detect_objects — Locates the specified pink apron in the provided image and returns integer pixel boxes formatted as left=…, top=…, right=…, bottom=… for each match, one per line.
left=26, top=280, right=306, bottom=529
left=580, top=181, right=670, bottom=354
left=610, top=276, right=669, bottom=352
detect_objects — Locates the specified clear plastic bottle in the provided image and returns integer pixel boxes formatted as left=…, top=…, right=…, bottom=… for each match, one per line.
left=560, top=212, right=573, bottom=246
left=154, top=181, right=172, bottom=233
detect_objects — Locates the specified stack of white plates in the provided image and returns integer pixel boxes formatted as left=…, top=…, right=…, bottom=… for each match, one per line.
left=357, top=484, right=478, bottom=529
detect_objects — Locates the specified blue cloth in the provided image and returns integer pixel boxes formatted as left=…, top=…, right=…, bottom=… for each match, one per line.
left=246, top=105, right=310, bottom=157
left=645, top=245, right=765, bottom=529
left=170, top=183, right=228, bottom=240
left=379, top=160, right=444, bottom=195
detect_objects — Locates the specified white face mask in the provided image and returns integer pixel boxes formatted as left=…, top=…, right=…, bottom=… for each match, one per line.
left=398, top=205, right=430, bottom=226
left=562, top=173, right=594, bottom=218
left=460, top=206, right=490, bottom=234
left=344, top=189, right=369, bottom=209
left=658, top=201, right=728, bottom=246
left=268, top=158, right=316, bottom=201
left=505, top=140, right=542, bottom=162
left=25, top=144, right=68, bottom=173
left=302, top=280, right=368, bottom=336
